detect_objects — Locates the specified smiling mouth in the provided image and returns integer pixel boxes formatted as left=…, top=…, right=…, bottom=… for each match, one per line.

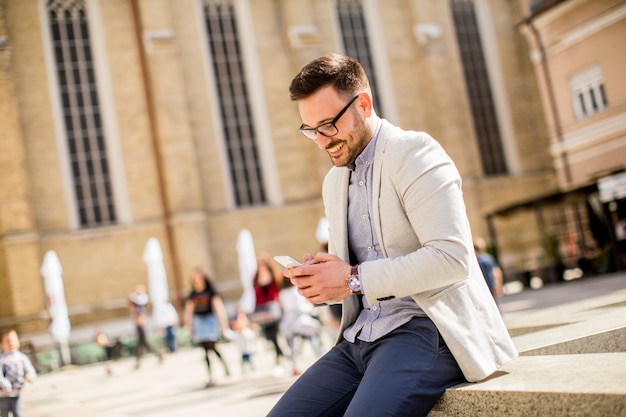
left=327, top=141, right=344, bottom=154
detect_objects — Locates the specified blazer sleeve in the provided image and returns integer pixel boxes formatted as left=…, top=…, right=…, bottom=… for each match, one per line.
left=360, top=130, right=477, bottom=302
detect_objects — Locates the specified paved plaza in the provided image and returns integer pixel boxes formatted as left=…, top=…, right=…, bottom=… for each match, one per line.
left=19, top=272, right=626, bottom=417
left=22, top=332, right=322, bottom=417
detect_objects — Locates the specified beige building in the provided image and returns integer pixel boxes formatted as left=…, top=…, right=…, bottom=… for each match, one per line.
left=487, top=0, right=626, bottom=285
left=1, top=0, right=564, bottom=335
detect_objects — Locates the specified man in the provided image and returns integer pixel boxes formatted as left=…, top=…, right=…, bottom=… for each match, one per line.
left=268, top=53, right=517, bottom=417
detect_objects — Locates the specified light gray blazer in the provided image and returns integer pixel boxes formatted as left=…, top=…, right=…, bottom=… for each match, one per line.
left=323, top=120, right=517, bottom=382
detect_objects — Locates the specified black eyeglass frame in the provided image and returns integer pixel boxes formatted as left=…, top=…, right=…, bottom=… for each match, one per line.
left=298, top=95, right=360, bottom=140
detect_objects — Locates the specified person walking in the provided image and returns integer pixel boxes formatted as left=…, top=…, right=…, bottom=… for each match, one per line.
left=154, top=302, right=179, bottom=354
left=0, top=329, right=37, bottom=417
left=128, top=284, right=163, bottom=369
left=278, top=277, right=323, bottom=376
left=473, top=237, right=503, bottom=301
left=184, top=268, right=231, bottom=387
left=268, top=53, right=517, bottom=417
left=224, top=307, right=258, bottom=377
left=250, top=254, right=285, bottom=371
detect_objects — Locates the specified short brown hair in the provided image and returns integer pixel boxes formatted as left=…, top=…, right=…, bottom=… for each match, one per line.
left=289, top=53, right=370, bottom=101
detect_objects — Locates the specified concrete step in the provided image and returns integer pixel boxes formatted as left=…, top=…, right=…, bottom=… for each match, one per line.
left=512, top=306, right=626, bottom=355
left=428, top=353, right=626, bottom=417
left=503, top=288, right=626, bottom=334
left=428, top=286, right=626, bottom=416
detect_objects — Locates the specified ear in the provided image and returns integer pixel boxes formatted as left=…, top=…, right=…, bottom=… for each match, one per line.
left=356, top=92, right=373, bottom=117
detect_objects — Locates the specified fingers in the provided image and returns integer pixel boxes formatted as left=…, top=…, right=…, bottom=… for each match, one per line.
left=289, top=275, right=310, bottom=290
left=284, top=255, right=351, bottom=303
left=297, top=286, right=319, bottom=301
left=312, top=252, right=337, bottom=263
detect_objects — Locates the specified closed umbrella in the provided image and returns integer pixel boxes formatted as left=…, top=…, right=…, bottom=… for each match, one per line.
left=316, top=217, right=329, bottom=246
left=142, top=237, right=169, bottom=327
left=40, top=250, right=71, bottom=365
left=237, top=229, right=257, bottom=314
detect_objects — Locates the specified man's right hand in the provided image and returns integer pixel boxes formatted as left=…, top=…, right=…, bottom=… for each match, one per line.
left=285, top=252, right=354, bottom=304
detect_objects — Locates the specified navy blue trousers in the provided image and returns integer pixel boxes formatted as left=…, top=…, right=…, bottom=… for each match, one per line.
left=267, top=317, right=466, bottom=417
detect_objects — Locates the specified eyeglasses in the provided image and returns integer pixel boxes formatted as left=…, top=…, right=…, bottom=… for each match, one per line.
left=298, top=95, right=359, bottom=140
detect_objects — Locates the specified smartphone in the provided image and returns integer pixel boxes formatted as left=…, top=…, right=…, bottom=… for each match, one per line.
left=273, top=255, right=302, bottom=268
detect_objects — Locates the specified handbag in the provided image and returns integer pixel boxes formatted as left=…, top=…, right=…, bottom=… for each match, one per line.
left=251, top=300, right=282, bottom=325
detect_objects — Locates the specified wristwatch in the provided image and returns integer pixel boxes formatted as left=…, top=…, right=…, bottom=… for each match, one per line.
left=346, top=264, right=361, bottom=294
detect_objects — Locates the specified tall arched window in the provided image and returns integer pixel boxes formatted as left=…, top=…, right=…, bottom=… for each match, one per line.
left=451, top=0, right=507, bottom=176
left=203, top=0, right=266, bottom=207
left=48, top=0, right=116, bottom=226
left=336, top=0, right=384, bottom=116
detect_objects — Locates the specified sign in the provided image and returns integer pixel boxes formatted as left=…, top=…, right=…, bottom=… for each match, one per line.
left=598, top=172, right=626, bottom=203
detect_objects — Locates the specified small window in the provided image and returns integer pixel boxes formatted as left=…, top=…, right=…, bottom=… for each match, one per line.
left=570, top=66, right=608, bottom=120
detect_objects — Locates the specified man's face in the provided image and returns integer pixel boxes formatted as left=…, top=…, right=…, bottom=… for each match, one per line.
left=297, top=86, right=371, bottom=167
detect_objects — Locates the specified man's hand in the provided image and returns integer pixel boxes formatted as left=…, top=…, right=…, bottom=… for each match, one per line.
left=283, top=252, right=353, bottom=304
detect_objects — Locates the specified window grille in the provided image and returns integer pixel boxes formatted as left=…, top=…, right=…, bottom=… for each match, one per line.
left=47, top=0, right=116, bottom=226
left=451, top=0, right=507, bottom=176
left=335, top=0, right=383, bottom=115
left=570, top=66, right=608, bottom=120
left=203, top=0, right=266, bottom=207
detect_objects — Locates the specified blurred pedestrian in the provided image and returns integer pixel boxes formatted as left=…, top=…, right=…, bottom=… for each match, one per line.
left=278, top=277, right=323, bottom=376
left=616, top=215, right=626, bottom=267
left=250, top=254, right=285, bottom=371
left=94, top=328, right=115, bottom=375
left=224, top=307, right=257, bottom=376
left=473, top=237, right=503, bottom=300
left=154, top=302, right=179, bottom=353
left=184, top=269, right=231, bottom=387
left=128, top=284, right=163, bottom=369
left=0, top=329, right=36, bottom=417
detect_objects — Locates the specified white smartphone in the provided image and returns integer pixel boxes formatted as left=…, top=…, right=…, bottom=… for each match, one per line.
left=273, top=255, right=302, bottom=268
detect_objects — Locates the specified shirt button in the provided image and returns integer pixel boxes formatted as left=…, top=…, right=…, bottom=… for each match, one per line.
left=372, top=305, right=378, bottom=311
left=359, top=181, right=364, bottom=186
left=367, top=246, right=373, bottom=251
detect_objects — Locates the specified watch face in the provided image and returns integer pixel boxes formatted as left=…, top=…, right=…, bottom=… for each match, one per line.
left=348, top=276, right=361, bottom=292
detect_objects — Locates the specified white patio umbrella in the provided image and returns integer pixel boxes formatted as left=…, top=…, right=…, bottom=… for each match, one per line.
left=237, top=229, right=257, bottom=314
left=142, top=237, right=170, bottom=327
left=40, top=250, right=71, bottom=365
left=316, top=217, right=329, bottom=245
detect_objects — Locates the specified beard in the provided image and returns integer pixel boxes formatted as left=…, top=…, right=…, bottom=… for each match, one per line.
left=327, top=114, right=370, bottom=167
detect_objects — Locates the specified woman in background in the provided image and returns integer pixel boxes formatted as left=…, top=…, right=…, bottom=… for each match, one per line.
left=251, top=254, right=285, bottom=368
left=184, top=268, right=230, bottom=387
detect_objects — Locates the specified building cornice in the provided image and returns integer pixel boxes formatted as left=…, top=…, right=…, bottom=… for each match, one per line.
left=542, top=2, right=626, bottom=56
left=551, top=112, right=626, bottom=156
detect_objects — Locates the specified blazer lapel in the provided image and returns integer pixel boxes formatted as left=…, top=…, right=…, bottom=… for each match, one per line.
left=336, top=169, right=351, bottom=261
left=371, top=120, right=392, bottom=258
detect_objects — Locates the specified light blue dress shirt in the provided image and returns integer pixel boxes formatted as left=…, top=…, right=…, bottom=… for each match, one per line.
left=343, top=121, right=427, bottom=343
